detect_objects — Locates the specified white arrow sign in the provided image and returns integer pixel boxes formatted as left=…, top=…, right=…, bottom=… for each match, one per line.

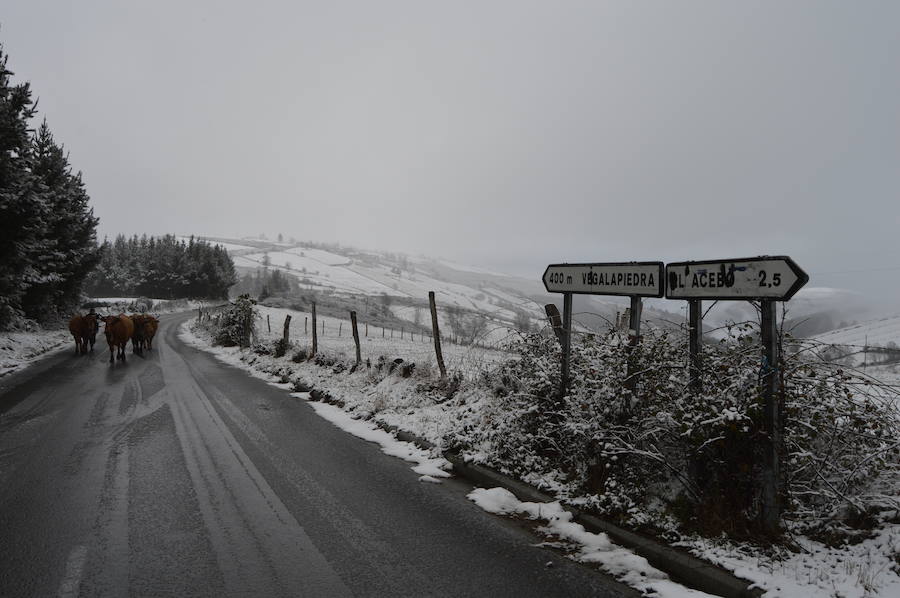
left=665, top=256, right=808, bottom=300
left=543, top=262, right=664, bottom=297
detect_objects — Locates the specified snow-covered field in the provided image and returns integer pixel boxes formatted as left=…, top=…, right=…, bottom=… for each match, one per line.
left=253, top=304, right=515, bottom=380
left=813, top=315, right=900, bottom=350
left=182, top=318, right=900, bottom=598
left=219, top=237, right=550, bottom=328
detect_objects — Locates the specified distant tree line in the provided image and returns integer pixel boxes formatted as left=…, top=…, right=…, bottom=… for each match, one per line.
left=84, top=235, right=236, bottom=299
left=231, top=266, right=299, bottom=300
left=0, top=42, right=100, bottom=328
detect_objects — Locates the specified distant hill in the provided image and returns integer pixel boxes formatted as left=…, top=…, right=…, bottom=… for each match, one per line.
left=186, top=236, right=683, bottom=339
left=191, top=236, right=874, bottom=342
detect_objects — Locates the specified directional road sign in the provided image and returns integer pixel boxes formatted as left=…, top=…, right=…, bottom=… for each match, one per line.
left=665, top=256, right=808, bottom=300
left=543, top=262, right=664, bottom=297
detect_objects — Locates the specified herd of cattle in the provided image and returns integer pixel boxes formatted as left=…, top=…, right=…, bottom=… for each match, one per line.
left=68, top=312, right=160, bottom=363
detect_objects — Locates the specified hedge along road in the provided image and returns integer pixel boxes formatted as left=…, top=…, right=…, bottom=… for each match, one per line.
left=0, top=311, right=636, bottom=598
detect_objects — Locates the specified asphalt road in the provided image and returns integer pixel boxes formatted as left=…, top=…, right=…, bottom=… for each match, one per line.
left=0, top=312, right=635, bottom=598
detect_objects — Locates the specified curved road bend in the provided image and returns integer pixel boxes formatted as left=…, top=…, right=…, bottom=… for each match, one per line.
left=0, top=312, right=636, bottom=598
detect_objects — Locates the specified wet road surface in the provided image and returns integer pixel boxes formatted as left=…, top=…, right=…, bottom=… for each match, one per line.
left=0, top=312, right=635, bottom=597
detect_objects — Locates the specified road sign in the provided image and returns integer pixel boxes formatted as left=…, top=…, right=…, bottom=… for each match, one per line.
left=543, top=262, right=664, bottom=297
left=665, top=256, right=808, bottom=300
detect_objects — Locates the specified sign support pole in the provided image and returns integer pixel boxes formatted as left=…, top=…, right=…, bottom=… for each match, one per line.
left=625, top=296, right=642, bottom=392
left=311, top=302, right=318, bottom=358
left=760, top=299, right=781, bottom=536
left=559, top=292, right=572, bottom=399
left=688, top=299, right=702, bottom=394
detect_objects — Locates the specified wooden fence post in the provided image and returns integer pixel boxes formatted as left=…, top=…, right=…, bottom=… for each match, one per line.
left=350, top=311, right=361, bottom=367
left=282, top=314, right=291, bottom=346
left=305, top=316, right=308, bottom=335
left=311, top=302, right=318, bottom=357
left=339, top=322, right=342, bottom=337
left=267, top=314, right=271, bottom=333
left=429, top=291, right=447, bottom=379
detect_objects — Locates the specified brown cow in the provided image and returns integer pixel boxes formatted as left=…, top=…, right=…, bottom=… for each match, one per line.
left=68, top=313, right=100, bottom=355
left=128, top=314, right=159, bottom=354
left=130, top=314, right=148, bottom=354
left=103, top=314, right=134, bottom=363
left=142, top=315, right=159, bottom=350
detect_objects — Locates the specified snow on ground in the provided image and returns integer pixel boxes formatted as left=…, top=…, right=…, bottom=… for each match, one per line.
left=179, top=324, right=453, bottom=481
left=433, top=259, right=513, bottom=278
left=254, top=304, right=514, bottom=380
left=813, top=315, right=900, bottom=350
left=89, top=297, right=203, bottom=312
left=209, top=241, right=257, bottom=252
left=220, top=236, right=549, bottom=325
left=0, top=328, right=71, bottom=377
left=297, top=396, right=451, bottom=480
left=182, top=315, right=900, bottom=598
left=281, top=247, right=351, bottom=266
left=240, top=252, right=395, bottom=295
left=468, top=487, right=714, bottom=598
left=175, top=236, right=259, bottom=253
left=678, top=526, right=900, bottom=598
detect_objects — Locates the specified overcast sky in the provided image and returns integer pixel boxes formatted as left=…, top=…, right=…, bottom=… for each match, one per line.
left=3, top=1, right=899, bottom=303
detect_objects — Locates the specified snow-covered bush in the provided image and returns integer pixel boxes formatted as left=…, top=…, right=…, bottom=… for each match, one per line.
left=446, top=324, right=900, bottom=541
left=210, top=294, right=257, bottom=348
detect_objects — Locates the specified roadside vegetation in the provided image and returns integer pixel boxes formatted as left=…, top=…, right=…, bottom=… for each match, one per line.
left=450, top=326, right=899, bottom=545
left=197, top=298, right=899, bottom=549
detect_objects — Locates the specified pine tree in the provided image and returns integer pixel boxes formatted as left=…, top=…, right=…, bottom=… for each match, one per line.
left=0, top=43, right=100, bottom=327
left=0, top=42, right=40, bottom=327
left=22, top=120, right=100, bottom=318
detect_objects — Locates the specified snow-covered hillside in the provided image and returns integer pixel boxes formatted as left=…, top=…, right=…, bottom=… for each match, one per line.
left=201, top=236, right=682, bottom=336
left=203, top=236, right=878, bottom=343
left=812, top=315, right=900, bottom=349
left=807, top=314, right=900, bottom=373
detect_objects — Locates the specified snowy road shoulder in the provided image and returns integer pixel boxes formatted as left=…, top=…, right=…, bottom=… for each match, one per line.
left=179, top=322, right=452, bottom=482
left=468, top=487, right=716, bottom=598
left=0, top=329, right=71, bottom=378
left=291, top=392, right=452, bottom=481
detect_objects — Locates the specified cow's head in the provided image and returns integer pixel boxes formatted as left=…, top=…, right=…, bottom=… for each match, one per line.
left=101, top=315, right=118, bottom=333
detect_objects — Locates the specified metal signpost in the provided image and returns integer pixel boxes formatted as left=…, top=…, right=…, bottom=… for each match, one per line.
left=543, top=262, right=664, bottom=398
left=665, top=255, right=808, bottom=536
